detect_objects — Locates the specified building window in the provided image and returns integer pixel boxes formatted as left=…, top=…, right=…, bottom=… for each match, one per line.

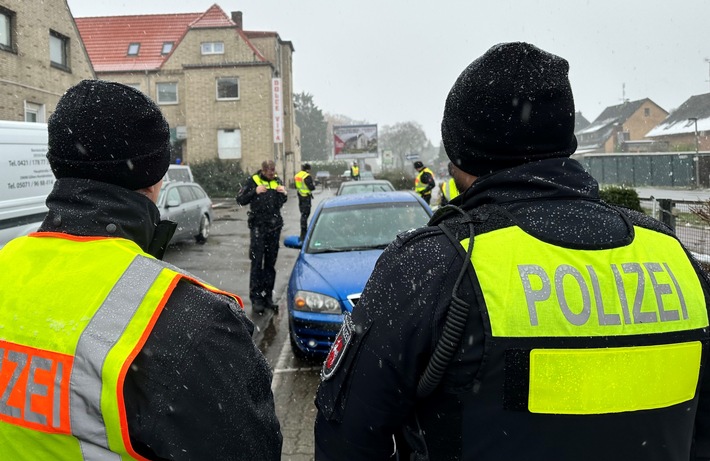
left=49, top=30, right=70, bottom=70
left=216, top=77, right=239, bottom=100
left=161, top=42, right=174, bottom=55
left=24, top=101, right=45, bottom=122
left=127, top=43, right=140, bottom=56
left=201, top=42, right=224, bottom=55
left=0, top=7, right=15, bottom=52
left=644, top=108, right=651, bottom=117
left=156, top=82, right=178, bottom=104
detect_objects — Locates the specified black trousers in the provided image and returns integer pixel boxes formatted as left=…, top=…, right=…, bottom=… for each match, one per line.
left=420, top=193, right=432, bottom=205
left=249, top=225, right=281, bottom=303
left=298, top=195, right=312, bottom=240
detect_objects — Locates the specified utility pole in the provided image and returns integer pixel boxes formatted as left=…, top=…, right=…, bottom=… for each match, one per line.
left=689, top=117, right=700, bottom=188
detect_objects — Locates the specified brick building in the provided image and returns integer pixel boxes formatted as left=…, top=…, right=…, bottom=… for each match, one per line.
left=0, top=0, right=95, bottom=122
left=75, top=5, right=300, bottom=182
left=575, top=98, right=668, bottom=153
left=646, top=93, right=710, bottom=152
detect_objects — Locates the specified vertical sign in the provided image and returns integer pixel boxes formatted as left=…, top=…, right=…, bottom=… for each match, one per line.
left=272, top=78, right=284, bottom=144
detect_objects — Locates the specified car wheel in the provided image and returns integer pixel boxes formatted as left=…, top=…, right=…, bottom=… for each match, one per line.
left=195, top=214, right=210, bottom=243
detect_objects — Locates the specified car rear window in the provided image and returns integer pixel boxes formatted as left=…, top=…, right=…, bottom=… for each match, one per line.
left=178, top=185, right=197, bottom=203
left=190, top=185, right=207, bottom=200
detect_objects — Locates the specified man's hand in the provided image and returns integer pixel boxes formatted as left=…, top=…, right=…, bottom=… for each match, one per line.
left=256, top=185, right=268, bottom=194
left=276, top=185, right=287, bottom=195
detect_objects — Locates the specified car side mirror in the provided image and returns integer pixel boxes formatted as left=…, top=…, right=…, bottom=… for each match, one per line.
left=284, top=235, right=303, bottom=249
left=166, top=199, right=180, bottom=208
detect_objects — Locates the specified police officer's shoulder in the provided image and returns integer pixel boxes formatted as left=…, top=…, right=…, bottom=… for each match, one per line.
left=611, top=204, right=676, bottom=237
left=392, top=223, right=445, bottom=249
left=431, top=203, right=512, bottom=238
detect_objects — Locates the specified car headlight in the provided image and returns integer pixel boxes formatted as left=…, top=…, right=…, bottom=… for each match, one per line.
left=293, top=290, right=341, bottom=314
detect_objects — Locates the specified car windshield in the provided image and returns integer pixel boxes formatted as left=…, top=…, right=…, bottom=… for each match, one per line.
left=307, top=202, right=429, bottom=253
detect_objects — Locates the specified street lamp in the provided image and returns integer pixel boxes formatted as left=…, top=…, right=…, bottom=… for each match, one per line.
left=689, top=117, right=700, bottom=188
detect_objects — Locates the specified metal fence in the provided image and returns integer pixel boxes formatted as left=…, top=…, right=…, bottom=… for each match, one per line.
left=576, top=152, right=710, bottom=189
left=642, top=197, right=710, bottom=263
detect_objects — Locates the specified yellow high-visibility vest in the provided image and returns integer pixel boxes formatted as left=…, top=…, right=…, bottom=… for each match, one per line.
left=414, top=167, right=434, bottom=194
left=441, top=178, right=459, bottom=202
left=294, top=170, right=311, bottom=197
left=0, top=233, right=241, bottom=459
left=253, top=174, right=279, bottom=189
left=465, top=225, right=707, bottom=415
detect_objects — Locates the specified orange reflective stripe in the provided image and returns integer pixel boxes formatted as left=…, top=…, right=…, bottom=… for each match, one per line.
left=0, top=340, right=72, bottom=434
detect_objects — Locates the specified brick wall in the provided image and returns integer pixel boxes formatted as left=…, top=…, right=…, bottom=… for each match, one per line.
left=0, top=0, right=95, bottom=121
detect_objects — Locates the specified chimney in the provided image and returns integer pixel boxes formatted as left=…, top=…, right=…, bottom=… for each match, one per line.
left=231, top=11, right=243, bottom=29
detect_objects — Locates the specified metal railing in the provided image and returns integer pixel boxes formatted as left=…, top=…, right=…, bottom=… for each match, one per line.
left=641, top=197, right=710, bottom=263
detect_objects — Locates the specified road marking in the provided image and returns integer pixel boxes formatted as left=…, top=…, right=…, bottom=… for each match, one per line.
left=271, top=335, right=292, bottom=391
left=270, top=341, right=320, bottom=393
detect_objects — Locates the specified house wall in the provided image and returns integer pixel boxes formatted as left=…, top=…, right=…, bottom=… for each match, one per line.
left=622, top=101, right=668, bottom=141
left=95, top=24, right=298, bottom=180
left=0, top=0, right=94, bottom=121
left=653, top=132, right=710, bottom=152
left=182, top=66, right=273, bottom=170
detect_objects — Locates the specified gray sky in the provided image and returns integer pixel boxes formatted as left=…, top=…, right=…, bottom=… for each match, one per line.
left=67, top=0, right=710, bottom=144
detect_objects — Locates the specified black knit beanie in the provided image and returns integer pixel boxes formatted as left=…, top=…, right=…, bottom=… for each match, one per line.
left=441, top=42, right=577, bottom=177
left=47, top=80, right=171, bottom=190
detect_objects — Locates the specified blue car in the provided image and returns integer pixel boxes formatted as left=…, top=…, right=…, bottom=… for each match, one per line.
left=283, top=191, right=433, bottom=358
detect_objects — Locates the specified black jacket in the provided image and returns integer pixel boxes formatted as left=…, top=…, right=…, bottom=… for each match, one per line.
left=236, top=171, right=288, bottom=230
left=315, top=158, right=710, bottom=461
left=39, top=178, right=282, bottom=461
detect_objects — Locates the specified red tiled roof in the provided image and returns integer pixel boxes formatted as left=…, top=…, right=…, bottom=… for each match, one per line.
left=189, top=4, right=235, bottom=28
left=75, top=4, right=266, bottom=73
left=76, top=13, right=199, bottom=72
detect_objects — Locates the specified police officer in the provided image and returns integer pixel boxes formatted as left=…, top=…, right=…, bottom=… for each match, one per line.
left=237, top=159, right=288, bottom=313
left=413, top=160, right=435, bottom=204
left=0, top=80, right=282, bottom=460
left=314, top=42, right=710, bottom=461
left=294, top=163, right=316, bottom=242
left=350, top=161, right=360, bottom=181
left=439, top=161, right=459, bottom=207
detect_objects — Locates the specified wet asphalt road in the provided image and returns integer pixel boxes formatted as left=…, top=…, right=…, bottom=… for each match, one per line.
left=163, top=187, right=333, bottom=461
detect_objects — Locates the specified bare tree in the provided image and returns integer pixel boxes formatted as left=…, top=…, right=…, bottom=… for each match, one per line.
left=379, top=121, right=429, bottom=169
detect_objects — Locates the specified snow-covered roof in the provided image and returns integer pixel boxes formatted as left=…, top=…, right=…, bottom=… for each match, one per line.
left=647, top=93, right=710, bottom=138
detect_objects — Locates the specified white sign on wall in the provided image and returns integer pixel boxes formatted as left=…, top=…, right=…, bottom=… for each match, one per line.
left=218, top=129, right=242, bottom=159
left=272, top=78, right=284, bottom=144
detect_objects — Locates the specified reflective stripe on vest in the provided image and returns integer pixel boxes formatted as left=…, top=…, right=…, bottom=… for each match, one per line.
left=464, top=225, right=708, bottom=415
left=441, top=178, right=459, bottom=202
left=294, top=170, right=311, bottom=197
left=0, top=234, right=241, bottom=460
left=414, top=167, right=434, bottom=194
left=252, top=174, right=279, bottom=189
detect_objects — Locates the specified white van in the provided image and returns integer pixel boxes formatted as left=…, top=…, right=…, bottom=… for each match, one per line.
left=0, top=121, right=53, bottom=248
left=164, top=164, right=194, bottom=183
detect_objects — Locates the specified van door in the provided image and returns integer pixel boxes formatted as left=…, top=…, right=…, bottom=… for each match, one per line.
left=0, top=122, right=52, bottom=248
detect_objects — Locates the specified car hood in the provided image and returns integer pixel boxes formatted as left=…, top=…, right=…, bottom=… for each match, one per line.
left=293, top=250, right=383, bottom=312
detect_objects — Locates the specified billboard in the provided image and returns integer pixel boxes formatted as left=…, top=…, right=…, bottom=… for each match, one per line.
left=333, top=124, right=378, bottom=159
